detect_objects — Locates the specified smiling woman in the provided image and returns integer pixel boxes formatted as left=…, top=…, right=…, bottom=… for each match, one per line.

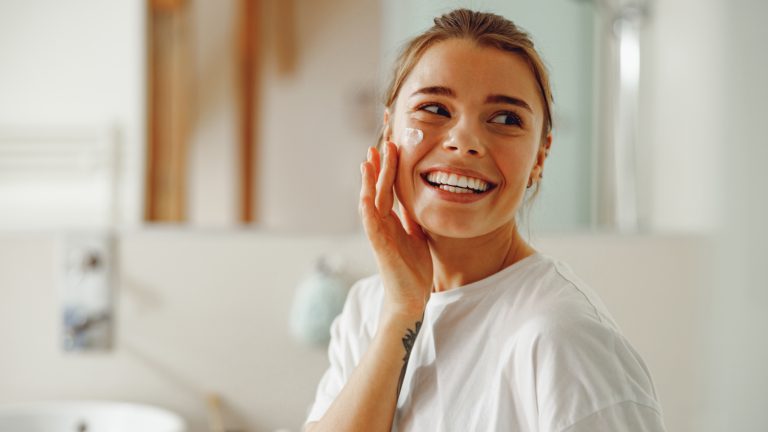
left=304, top=9, right=667, bottom=432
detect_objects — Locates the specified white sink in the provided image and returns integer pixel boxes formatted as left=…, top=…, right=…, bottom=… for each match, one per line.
left=0, top=400, right=187, bottom=432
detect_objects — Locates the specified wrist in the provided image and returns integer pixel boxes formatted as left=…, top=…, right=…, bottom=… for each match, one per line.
left=382, top=301, right=425, bottom=323
left=380, top=308, right=424, bottom=337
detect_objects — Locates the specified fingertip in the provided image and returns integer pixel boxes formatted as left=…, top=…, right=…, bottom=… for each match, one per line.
left=360, top=161, right=373, bottom=184
left=388, top=141, right=400, bottom=155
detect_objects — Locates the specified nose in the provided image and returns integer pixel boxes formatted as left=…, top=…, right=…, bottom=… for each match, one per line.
left=442, top=121, right=485, bottom=156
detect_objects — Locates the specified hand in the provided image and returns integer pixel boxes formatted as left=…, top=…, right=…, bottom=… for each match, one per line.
left=359, top=141, right=433, bottom=318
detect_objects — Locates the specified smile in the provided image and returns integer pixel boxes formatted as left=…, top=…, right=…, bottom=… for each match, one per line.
left=420, top=170, right=497, bottom=195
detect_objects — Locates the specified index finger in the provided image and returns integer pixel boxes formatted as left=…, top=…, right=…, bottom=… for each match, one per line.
left=375, top=141, right=398, bottom=216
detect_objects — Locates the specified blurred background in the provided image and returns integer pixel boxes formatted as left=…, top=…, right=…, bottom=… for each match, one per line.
left=0, top=0, right=765, bottom=431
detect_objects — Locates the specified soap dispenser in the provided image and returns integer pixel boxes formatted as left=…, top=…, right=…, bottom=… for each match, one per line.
left=289, top=255, right=347, bottom=347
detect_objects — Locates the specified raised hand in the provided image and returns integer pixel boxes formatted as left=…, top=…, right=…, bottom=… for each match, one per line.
left=359, top=141, right=433, bottom=319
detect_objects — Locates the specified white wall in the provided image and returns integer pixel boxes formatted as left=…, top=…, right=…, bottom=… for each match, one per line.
left=637, top=1, right=768, bottom=429
left=0, top=231, right=708, bottom=431
left=704, top=0, right=768, bottom=430
left=0, top=0, right=145, bottom=227
left=0, top=231, right=366, bottom=432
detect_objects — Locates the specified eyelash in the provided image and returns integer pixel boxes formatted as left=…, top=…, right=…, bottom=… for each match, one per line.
left=416, top=104, right=523, bottom=127
left=490, top=111, right=523, bottom=127
left=417, top=103, right=451, bottom=117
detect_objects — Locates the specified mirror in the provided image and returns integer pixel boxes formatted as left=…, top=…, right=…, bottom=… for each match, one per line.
left=143, top=0, right=600, bottom=233
left=0, top=0, right=603, bottom=233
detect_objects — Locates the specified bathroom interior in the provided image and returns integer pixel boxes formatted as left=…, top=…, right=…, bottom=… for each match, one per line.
left=0, top=0, right=766, bottom=431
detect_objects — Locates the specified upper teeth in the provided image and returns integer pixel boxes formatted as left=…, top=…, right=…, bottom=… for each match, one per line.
left=426, top=171, right=490, bottom=192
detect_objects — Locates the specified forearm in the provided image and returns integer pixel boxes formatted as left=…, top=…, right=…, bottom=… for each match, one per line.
left=310, top=311, right=423, bottom=432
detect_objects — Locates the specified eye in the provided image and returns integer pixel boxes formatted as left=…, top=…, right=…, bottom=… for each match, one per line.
left=418, top=103, right=451, bottom=118
left=490, top=112, right=523, bottom=127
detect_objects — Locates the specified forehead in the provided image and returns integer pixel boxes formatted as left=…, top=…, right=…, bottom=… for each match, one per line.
left=400, top=38, right=543, bottom=113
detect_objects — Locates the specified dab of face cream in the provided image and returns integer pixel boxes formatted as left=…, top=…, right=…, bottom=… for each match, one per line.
left=401, top=127, right=424, bottom=147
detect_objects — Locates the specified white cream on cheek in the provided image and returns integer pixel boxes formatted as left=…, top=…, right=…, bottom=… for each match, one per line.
left=400, top=127, right=424, bottom=148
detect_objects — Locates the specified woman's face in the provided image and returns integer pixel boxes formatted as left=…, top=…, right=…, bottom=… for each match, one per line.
left=388, top=38, right=550, bottom=239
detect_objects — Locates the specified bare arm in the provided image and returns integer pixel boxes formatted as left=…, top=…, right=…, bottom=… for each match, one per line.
left=307, top=142, right=432, bottom=431
left=306, top=310, right=423, bottom=432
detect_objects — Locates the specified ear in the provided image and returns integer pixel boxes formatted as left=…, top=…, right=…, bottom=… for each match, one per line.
left=530, top=133, right=552, bottom=183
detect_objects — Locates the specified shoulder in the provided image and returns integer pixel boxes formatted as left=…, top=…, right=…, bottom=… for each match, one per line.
left=496, top=253, right=619, bottom=331
left=503, top=255, right=663, bottom=429
left=506, top=255, right=645, bottom=379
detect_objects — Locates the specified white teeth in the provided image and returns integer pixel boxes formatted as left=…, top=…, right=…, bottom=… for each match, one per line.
left=439, top=185, right=472, bottom=194
left=448, top=173, right=458, bottom=186
left=425, top=170, right=491, bottom=192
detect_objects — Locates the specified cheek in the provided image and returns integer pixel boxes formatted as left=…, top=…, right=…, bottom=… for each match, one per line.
left=409, top=121, right=447, bottom=143
left=393, top=146, right=417, bottom=201
left=393, top=139, right=432, bottom=204
left=498, top=148, right=537, bottom=188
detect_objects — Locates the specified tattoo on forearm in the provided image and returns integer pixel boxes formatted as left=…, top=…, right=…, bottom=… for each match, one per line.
left=396, top=318, right=423, bottom=398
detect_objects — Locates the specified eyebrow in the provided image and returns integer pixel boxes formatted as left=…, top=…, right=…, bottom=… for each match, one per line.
left=410, top=86, right=533, bottom=113
left=410, top=86, right=455, bottom=98
left=485, top=94, right=533, bottom=113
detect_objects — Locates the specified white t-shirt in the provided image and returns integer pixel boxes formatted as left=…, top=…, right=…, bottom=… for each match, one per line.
left=305, top=252, right=667, bottom=431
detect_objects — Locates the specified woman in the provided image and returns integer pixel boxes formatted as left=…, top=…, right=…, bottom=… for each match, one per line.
left=305, top=9, right=666, bottom=432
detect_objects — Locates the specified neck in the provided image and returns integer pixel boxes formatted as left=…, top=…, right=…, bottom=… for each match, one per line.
left=427, top=222, right=535, bottom=293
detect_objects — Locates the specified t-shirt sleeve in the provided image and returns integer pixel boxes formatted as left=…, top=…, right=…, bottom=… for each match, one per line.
left=560, top=400, right=667, bottom=432
left=303, top=278, right=373, bottom=425
left=529, top=311, right=667, bottom=432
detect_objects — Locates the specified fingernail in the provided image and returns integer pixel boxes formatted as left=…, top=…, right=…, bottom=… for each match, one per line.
left=367, top=147, right=372, bottom=160
left=360, top=163, right=365, bottom=174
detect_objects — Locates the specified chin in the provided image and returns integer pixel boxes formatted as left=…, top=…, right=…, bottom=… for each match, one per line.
left=420, top=214, right=488, bottom=239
